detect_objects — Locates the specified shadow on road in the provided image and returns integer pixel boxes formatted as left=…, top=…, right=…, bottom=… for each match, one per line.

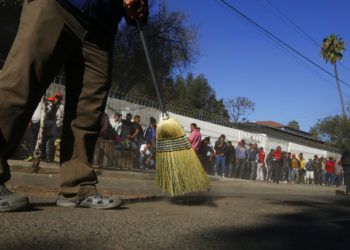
left=169, top=195, right=222, bottom=207
left=191, top=197, right=350, bottom=250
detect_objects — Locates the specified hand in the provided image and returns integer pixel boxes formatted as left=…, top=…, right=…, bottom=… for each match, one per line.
left=123, top=0, right=148, bottom=23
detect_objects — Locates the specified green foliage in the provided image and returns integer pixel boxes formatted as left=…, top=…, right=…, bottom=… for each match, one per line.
left=113, top=1, right=198, bottom=96
left=287, top=120, right=300, bottom=130
left=321, top=34, right=346, bottom=117
left=164, top=73, right=229, bottom=118
left=225, top=97, right=255, bottom=122
left=309, top=126, right=320, bottom=140
left=310, top=115, right=350, bottom=150
left=321, top=34, right=345, bottom=64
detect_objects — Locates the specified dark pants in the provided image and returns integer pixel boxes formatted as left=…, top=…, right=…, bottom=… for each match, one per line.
left=314, top=170, right=322, bottom=185
left=344, top=173, right=350, bottom=194
left=249, top=161, right=257, bottom=180
left=236, top=159, right=246, bottom=178
left=272, top=160, right=281, bottom=183
left=0, top=0, right=114, bottom=197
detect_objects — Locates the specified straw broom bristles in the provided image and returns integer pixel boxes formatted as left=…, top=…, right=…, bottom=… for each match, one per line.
left=156, top=117, right=210, bottom=196
left=136, top=22, right=209, bottom=196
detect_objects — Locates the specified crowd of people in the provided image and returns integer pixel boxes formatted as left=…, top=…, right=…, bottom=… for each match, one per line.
left=18, top=107, right=350, bottom=194
left=21, top=100, right=157, bottom=170
left=188, top=123, right=350, bottom=194
left=99, top=111, right=157, bottom=169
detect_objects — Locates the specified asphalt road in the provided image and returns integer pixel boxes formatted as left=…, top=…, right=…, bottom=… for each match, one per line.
left=1, top=175, right=350, bottom=250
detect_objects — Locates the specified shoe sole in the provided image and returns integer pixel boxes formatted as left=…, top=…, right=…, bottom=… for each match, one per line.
left=56, top=200, right=78, bottom=208
left=79, top=198, right=123, bottom=210
left=0, top=199, right=30, bottom=213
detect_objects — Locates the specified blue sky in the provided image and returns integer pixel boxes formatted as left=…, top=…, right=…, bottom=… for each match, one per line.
left=165, top=0, right=350, bottom=131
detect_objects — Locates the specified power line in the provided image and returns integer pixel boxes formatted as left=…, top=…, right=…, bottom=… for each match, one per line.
left=264, top=0, right=350, bottom=75
left=264, top=0, right=320, bottom=47
left=217, top=0, right=350, bottom=88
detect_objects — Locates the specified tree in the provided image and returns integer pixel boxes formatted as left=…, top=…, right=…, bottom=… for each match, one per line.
left=310, top=115, right=350, bottom=150
left=225, top=97, right=255, bottom=122
left=309, top=126, right=320, bottom=140
left=165, top=73, right=229, bottom=118
left=287, top=120, right=300, bottom=130
left=112, top=1, right=198, bottom=97
left=321, top=34, right=346, bottom=117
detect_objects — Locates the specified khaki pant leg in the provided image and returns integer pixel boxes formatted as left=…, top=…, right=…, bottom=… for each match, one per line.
left=59, top=34, right=113, bottom=196
left=0, top=0, right=83, bottom=181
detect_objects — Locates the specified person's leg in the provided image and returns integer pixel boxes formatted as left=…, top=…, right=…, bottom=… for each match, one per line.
left=239, top=160, right=245, bottom=179
left=234, top=160, right=240, bottom=178
left=215, top=156, right=220, bottom=176
left=221, top=156, right=226, bottom=177
left=59, top=32, right=114, bottom=198
left=345, top=173, right=350, bottom=194
left=0, top=0, right=78, bottom=185
left=139, top=154, right=145, bottom=168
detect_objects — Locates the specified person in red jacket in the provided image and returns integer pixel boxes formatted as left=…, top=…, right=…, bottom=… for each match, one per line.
left=256, top=147, right=266, bottom=181
left=272, top=146, right=283, bottom=183
left=324, top=157, right=335, bottom=186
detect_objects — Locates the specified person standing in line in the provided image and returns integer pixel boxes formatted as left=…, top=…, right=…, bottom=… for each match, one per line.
left=325, top=157, right=335, bottom=186
left=305, top=158, right=314, bottom=184
left=26, top=100, right=45, bottom=162
left=271, top=146, right=283, bottom=183
left=320, top=157, right=326, bottom=185
left=266, top=149, right=275, bottom=181
left=313, top=155, right=321, bottom=185
left=290, top=154, right=300, bottom=183
left=281, top=151, right=290, bottom=183
left=197, top=137, right=214, bottom=174
left=225, top=141, right=235, bottom=177
left=341, top=150, right=350, bottom=195
left=235, top=139, right=248, bottom=179
left=248, top=143, right=258, bottom=180
left=298, top=153, right=306, bottom=184
left=0, top=0, right=149, bottom=212
left=256, top=147, right=266, bottom=181
left=214, top=134, right=228, bottom=177
left=188, top=123, right=201, bottom=154
left=54, top=91, right=64, bottom=138
left=334, top=160, right=343, bottom=187
left=144, top=117, right=156, bottom=144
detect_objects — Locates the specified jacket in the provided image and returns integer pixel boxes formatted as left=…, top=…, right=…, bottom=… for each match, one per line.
left=56, top=0, right=148, bottom=37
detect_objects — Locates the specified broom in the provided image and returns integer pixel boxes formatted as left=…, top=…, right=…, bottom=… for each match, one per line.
left=137, top=22, right=210, bottom=196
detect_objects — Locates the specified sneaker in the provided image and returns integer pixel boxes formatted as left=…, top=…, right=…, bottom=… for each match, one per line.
left=0, top=184, right=29, bottom=212
left=56, top=193, right=122, bottom=210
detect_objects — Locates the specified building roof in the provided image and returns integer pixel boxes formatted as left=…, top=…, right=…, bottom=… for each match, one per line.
left=255, top=121, right=285, bottom=128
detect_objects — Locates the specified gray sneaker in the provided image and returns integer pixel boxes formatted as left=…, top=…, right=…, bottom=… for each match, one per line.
left=56, top=193, right=122, bottom=210
left=0, top=184, right=29, bottom=212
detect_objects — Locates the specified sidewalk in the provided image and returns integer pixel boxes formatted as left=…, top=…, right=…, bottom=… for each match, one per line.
left=8, top=159, right=164, bottom=201
left=7, top=160, right=344, bottom=201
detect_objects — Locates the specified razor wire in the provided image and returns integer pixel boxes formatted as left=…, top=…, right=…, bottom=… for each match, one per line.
left=50, top=75, right=340, bottom=153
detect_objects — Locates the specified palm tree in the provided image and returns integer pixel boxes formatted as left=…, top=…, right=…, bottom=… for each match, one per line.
left=321, top=34, right=346, bottom=117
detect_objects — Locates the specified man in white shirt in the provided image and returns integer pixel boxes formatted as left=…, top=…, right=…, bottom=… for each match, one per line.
left=139, top=142, right=154, bottom=169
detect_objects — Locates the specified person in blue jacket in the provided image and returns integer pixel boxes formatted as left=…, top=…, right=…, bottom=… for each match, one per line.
left=0, top=0, right=148, bottom=212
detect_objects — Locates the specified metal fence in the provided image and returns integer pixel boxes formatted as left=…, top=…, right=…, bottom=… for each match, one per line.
left=49, top=76, right=341, bottom=159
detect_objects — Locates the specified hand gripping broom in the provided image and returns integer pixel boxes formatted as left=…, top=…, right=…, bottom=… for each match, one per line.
left=137, top=22, right=210, bottom=196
